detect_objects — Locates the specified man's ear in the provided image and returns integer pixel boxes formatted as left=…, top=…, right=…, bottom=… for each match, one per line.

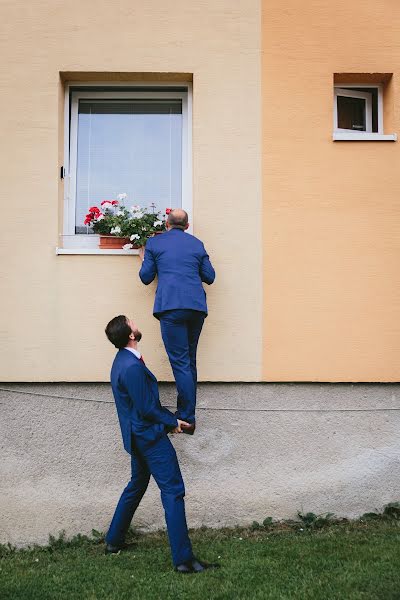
left=185, top=223, right=189, bottom=230
left=129, top=331, right=136, bottom=341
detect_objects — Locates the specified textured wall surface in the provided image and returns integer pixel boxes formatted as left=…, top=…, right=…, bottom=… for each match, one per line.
left=262, top=0, right=400, bottom=380
left=1, top=383, right=399, bottom=546
left=0, top=0, right=261, bottom=381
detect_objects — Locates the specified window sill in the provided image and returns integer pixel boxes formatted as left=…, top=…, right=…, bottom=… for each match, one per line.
left=333, top=132, right=397, bottom=141
left=56, top=247, right=139, bottom=255
left=56, top=234, right=140, bottom=255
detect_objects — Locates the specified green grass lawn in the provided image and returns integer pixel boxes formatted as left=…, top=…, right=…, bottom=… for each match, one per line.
left=1, top=520, right=399, bottom=600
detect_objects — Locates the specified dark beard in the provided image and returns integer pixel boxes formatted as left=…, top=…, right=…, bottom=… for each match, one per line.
left=134, top=329, right=142, bottom=342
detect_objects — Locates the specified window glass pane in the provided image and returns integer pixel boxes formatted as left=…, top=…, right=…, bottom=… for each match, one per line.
left=344, top=87, right=378, bottom=132
left=337, top=96, right=366, bottom=131
left=75, top=99, right=182, bottom=232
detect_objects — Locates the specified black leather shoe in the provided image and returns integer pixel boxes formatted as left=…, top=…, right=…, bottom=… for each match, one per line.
left=175, top=557, right=220, bottom=573
left=191, top=558, right=220, bottom=572
left=182, top=423, right=196, bottom=435
left=105, top=543, right=124, bottom=555
left=175, top=562, right=194, bottom=574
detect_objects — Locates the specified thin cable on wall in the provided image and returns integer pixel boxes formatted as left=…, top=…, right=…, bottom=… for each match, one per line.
left=1, top=387, right=400, bottom=412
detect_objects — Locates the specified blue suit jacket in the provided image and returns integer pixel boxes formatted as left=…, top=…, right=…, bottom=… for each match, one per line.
left=139, top=228, right=215, bottom=317
left=110, top=349, right=178, bottom=454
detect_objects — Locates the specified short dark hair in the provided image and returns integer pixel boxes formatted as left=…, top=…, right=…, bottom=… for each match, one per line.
left=105, top=315, right=132, bottom=349
left=167, top=209, right=188, bottom=230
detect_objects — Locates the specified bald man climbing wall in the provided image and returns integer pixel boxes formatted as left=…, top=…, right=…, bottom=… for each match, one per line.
left=139, top=209, right=215, bottom=434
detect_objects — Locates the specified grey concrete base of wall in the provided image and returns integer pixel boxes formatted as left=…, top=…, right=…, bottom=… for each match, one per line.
left=1, top=383, right=399, bottom=546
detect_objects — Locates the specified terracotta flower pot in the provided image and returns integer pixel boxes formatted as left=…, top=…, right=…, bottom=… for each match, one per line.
left=99, top=235, right=131, bottom=249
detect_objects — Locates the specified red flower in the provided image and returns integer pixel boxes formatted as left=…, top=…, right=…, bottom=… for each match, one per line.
left=84, top=214, right=93, bottom=225
left=111, top=200, right=119, bottom=206
left=89, top=206, right=100, bottom=215
left=165, top=208, right=172, bottom=214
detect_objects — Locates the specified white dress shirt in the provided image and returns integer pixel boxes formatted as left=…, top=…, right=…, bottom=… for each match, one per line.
left=124, top=346, right=142, bottom=360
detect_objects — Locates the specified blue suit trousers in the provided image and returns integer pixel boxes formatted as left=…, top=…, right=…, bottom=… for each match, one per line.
left=159, top=309, right=205, bottom=424
left=106, top=433, right=193, bottom=566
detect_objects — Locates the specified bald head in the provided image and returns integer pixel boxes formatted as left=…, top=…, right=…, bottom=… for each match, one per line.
left=167, top=209, right=189, bottom=230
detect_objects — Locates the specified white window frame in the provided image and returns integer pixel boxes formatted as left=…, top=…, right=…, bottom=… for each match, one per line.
left=334, top=87, right=373, bottom=133
left=62, top=82, right=192, bottom=250
left=332, top=83, right=396, bottom=141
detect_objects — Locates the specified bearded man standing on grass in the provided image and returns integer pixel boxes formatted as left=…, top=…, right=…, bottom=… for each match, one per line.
left=139, top=209, right=215, bottom=435
left=104, top=314, right=218, bottom=573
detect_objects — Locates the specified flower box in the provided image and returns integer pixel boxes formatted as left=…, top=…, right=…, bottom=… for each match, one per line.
left=83, top=194, right=168, bottom=250
left=99, top=235, right=131, bottom=250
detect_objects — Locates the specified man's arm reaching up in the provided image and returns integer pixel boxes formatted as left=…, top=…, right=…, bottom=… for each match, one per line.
left=139, top=239, right=157, bottom=284
left=200, top=243, right=216, bottom=285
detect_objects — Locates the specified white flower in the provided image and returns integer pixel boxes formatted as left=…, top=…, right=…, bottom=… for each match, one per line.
left=110, top=226, right=121, bottom=234
left=116, top=210, right=124, bottom=216
left=96, top=214, right=104, bottom=221
left=102, top=201, right=113, bottom=209
left=130, top=205, right=141, bottom=213
left=122, top=243, right=133, bottom=251
left=154, top=220, right=163, bottom=227
left=130, top=234, right=140, bottom=241
left=132, top=211, right=144, bottom=219
left=117, top=193, right=127, bottom=201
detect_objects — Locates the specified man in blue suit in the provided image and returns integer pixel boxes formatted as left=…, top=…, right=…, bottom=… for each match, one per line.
left=139, top=209, right=215, bottom=433
left=104, top=314, right=217, bottom=573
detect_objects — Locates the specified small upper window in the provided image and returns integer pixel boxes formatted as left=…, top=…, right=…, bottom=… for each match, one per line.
left=334, top=86, right=380, bottom=134
left=332, top=75, right=396, bottom=142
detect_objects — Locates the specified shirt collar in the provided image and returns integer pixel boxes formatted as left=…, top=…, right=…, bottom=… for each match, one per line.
left=124, top=346, right=141, bottom=360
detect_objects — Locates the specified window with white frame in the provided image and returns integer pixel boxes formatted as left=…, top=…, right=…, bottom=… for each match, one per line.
left=335, top=88, right=375, bottom=133
left=63, top=85, right=191, bottom=246
left=332, top=83, right=398, bottom=141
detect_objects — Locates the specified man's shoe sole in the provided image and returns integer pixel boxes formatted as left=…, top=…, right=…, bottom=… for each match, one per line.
left=182, top=426, right=196, bottom=435
left=175, top=568, right=193, bottom=574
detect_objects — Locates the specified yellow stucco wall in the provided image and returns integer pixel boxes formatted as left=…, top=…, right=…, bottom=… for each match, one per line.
left=262, top=0, right=400, bottom=380
left=3, top=1, right=400, bottom=383
left=0, top=1, right=262, bottom=381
